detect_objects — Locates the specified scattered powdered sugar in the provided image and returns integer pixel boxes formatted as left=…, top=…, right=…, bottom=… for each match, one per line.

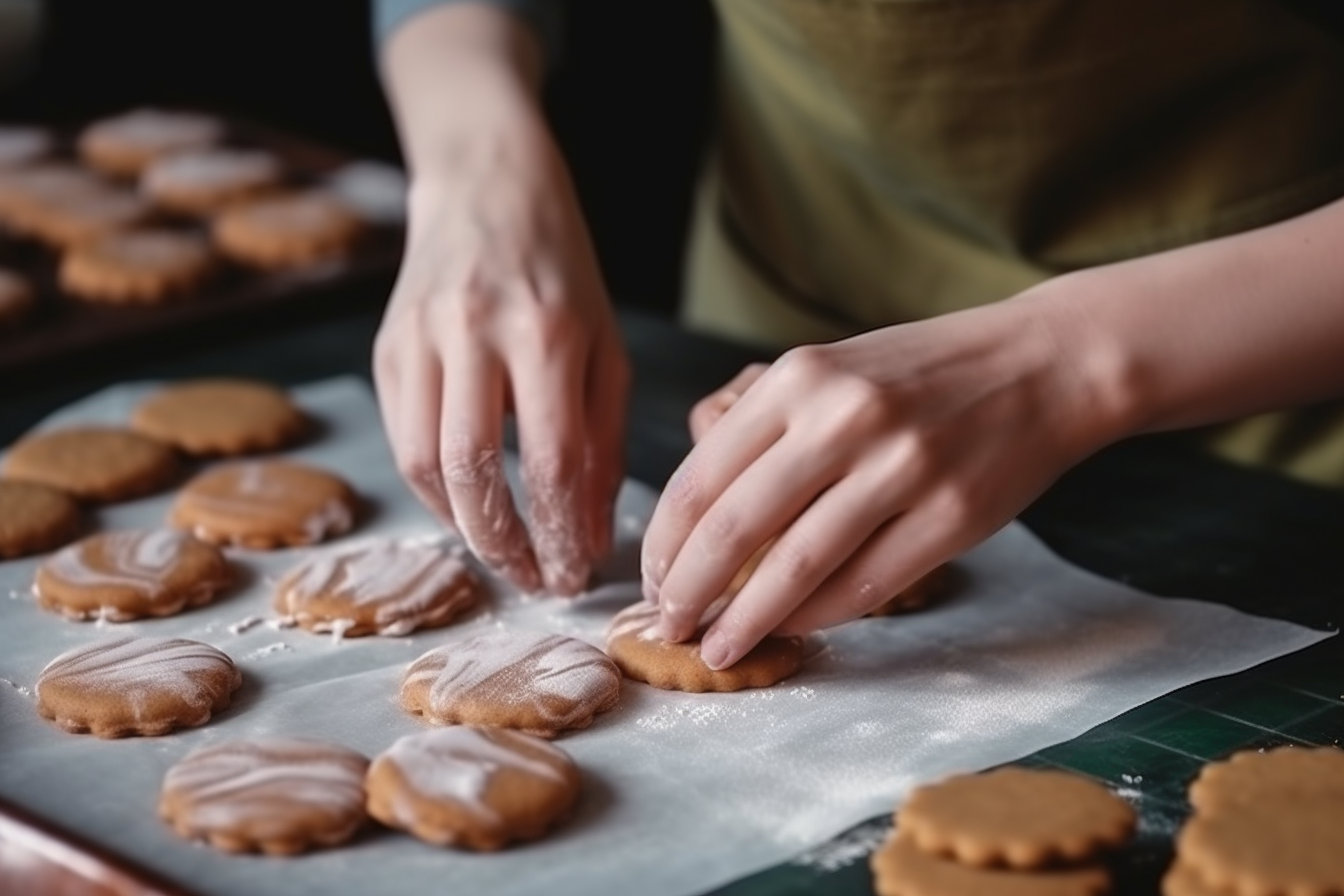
left=791, top=820, right=890, bottom=873
left=635, top=702, right=741, bottom=731
left=1121, top=773, right=1143, bottom=784
left=244, top=642, right=292, bottom=660
left=790, top=686, right=817, bottom=702
left=0, top=678, right=31, bottom=698
left=266, top=617, right=296, bottom=631
left=227, top=616, right=264, bottom=635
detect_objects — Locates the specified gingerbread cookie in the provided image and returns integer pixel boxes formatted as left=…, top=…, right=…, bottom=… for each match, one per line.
left=400, top=630, right=620, bottom=737
left=160, top=738, right=369, bottom=855
left=0, top=480, right=82, bottom=559
left=897, top=767, right=1135, bottom=869
left=142, top=148, right=283, bottom=215
left=1161, top=861, right=1227, bottom=896
left=365, top=726, right=581, bottom=851
left=169, top=459, right=357, bottom=549
left=0, top=268, right=34, bottom=330
left=605, top=600, right=804, bottom=692
left=275, top=539, right=481, bottom=638
left=870, top=833, right=1110, bottom=896
left=0, top=125, right=52, bottom=168
left=1176, top=805, right=1344, bottom=896
left=0, top=164, right=105, bottom=235
left=2, top=426, right=178, bottom=503
left=78, top=109, right=224, bottom=178
left=868, top=564, right=956, bottom=617
left=35, top=635, right=241, bottom=737
left=130, top=378, right=308, bottom=456
left=1188, top=746, right=1344, bottom=814
left=59, top=229, right=215, bottom=304
left=22, top=186, right=155, bottom=248
left=35, top=530, right=232, bottom=622
left=212, top=191, right=363, bottom=268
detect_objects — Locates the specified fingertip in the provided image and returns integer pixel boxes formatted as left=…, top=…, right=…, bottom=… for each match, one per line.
left=699, top=629, right=734, bottom=671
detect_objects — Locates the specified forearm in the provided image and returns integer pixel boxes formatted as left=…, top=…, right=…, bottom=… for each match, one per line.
left=1020, top=194, right=1344, bottom=443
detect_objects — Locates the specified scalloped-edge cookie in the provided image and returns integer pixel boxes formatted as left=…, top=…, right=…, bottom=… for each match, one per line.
left=131, top=378, right=309, bottom=456
left=1176, top=801, right=1344, bottom=896
left=1188, top=746, right=1344, bottom=814
left=870, top=832, right=1110, bottom=896
left=0, top=480, right=82, bottom=559
left=2, top=425, right=178, bottom=504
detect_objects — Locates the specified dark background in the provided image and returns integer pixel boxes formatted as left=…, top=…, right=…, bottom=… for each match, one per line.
left=0, top=0, right=718, bottom=319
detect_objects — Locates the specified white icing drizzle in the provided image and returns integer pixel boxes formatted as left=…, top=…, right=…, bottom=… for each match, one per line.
left=182, top=461, right=353, bottom=543
left=85, top=109, right=222, bottom=151
left=41, top=530, right=192, bottom=594
left=226, top=616, right=263, bottom=635
left=142, top=149, right=279, bottom=192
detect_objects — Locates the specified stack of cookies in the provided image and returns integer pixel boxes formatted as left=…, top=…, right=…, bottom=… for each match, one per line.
left=870, top=766, right=1136, bottom=896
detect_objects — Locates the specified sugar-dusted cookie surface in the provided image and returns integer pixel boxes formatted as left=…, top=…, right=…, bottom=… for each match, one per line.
left=275, top=538, right=481, bottom=637
left=59, top=229, right=215, bottom=304
left=400, top=630, right=620, bottom=738
left=212, top=191, right=364, bottom=268
left=78, top=108, right=224, bottom=178
left=35, top=635, right=241, bottom=738
left=365, top=726, right=581, bottom=851
left=2, top=425, right=179, bottom=503
left=870, top=833, right=1110, bottom=896
left=141, top=148, right=283, bottom=215
left=898, top=767, right=1136, bottom=869
left=35, top=529, right=232, bottom=622
left=23, top=187, right=155, bottom=248
left=131, top=378, right=309, bottom=456
left=605, top=600, right=803, bottom=692
left=170, top=459, right=357, bottom=549
left=0, top=480, right=81, bottom=559
left=159, top=738, right=369, bottom=855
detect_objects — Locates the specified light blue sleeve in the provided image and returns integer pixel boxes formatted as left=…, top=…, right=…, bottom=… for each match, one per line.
left=372, top=0, right=564, bottom=69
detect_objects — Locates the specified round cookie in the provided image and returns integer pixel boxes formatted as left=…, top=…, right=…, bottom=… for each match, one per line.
left=35, top=635, right=241, bottom=738
left=365, top=726, right=581, bottom=851
left=1188, top=746, right=1344, bottom=814
left=212, top=191, right=364, bottom=268
left=159, top=738, right=369, bottom=855
left=0, top=480, right=82, bottom=559
left=1176, top=803, right=1344, bottom=896
left=78, top=109, right=224, bottom=178
left=2, top=426, right=179, bottom=503
left=130, top=378, right=308, bottom=456
left=169, top=459, right=358, bottom=549
left=605, top=600, right=804, bottom=692
left=400, top=630, right=620, bottom=737
left=897, top=767, right=1136, bottom=869
left=0, top=268, right=35, bottom=330
left=141, top=148, right=283, bottom=215
left=34, top=529, right=233, bottom=622
left=59, top=228, right=215, bottom=304
left=22, top=186, right=155, bottom=248
left=867, top=564, right=956, bottom=617
left=1162, top=861, right=1229, bottom=896
left=275, top=538, right=481, bottom=638
left=0, top=164, right=106, bottom=235
left=870, top=833, right=1111, bottom=896
left=0, top=125, right=52, bottom=168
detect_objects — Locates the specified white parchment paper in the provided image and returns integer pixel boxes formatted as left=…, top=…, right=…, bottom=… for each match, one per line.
left=0, top=377, right=1330, bottom=896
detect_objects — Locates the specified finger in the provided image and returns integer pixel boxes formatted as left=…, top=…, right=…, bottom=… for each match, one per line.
left=376, top=342, right=457, bottom=528
left=689, top=362, right=768, bottom=444
left=510, top=324, right=592, bottom=596
left=441, top=343, right=542, bottom=592
left=583, top=327, right=630, bottom=564
left=695, top=463, right=904, bottom=669
left=655, top=430, right=852, bottom=644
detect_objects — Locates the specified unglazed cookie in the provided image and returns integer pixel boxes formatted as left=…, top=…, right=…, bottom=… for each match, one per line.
left=0, top=267, right=34, bottom=329
left=169, top=459, right=357, bottom=549
left=1188, top=746, right=1344, bottom=814
left=142, top=148, right=283, bottom=215
left=130, top=378, right=308, bottom=456
left=159, top=739, right=369, bottom=855
left=400, top=630, right=620, bottom=738
left=605, top=600, right=804, bottom=692
left=213, top=191, right=364, bottom=268
left=78, top=108, right=224, bottom=178
left=34, top=530, right=232, bottom=622
left=275, top=539, right=481, bottom=637
left=1162, top=861, right=1229, bottom=896
left=0, top=125, right=52, bottom=168
left=35, top=636, right=241, bottom=737
left=365, top=726, right=581, bottom=851
left=898, top=767, right=1136, bottom=869
left=1176, top=805, right=1344, bottom=896
left=59, top=229, right=215, bottom=304
left=2, top=426, right=178, bottom=503
left=0, top=480, right=82, bottom=559
left=870, top=833, right=1110, bottom=896
left=867, top=564, right=956, bottom=617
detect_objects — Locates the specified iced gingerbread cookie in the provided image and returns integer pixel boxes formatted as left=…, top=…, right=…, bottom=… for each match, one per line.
left=366, top=726, right=581, bottom=851
left=605, top=600, right=803, bottom=692
left=0, top=480, right=82, bottom=559
left=0, top=164, right=105, bottom=235
left=870, top=833, right=1110, bottom=896
left=275, top=538, right=481, bottom=638
left=400, top=630, right=620, bottom=738
left=898, top=767, right=1136, bottom=869
left=142, top=148, right=283, bottom=215
left=213, top=191, right=364, bottom=268
left=0, top=268, right=34, bottom=330
left=23, top=186, right=155, bottom=248
left=169, top=459, right=357, bottom=549
left=131, top=378, right=308, bottom=456
left=59, top=229, right=215, bottom=304
left=78, top=108, right=224, bottom=178
left=35, top=635, right=241, bottom=737
left=35, top=529, right=232, bottom=622
left=0, top=125, right=52, bottom=168
left=159, top=738, right=369, bottom=855
left=2, top=425, right=179, bottom=503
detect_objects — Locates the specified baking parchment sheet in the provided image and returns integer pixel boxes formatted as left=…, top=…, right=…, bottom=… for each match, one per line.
left=0, top=377, right=1330, bottom=896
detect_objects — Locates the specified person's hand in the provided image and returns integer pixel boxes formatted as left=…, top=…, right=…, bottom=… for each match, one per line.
left=374, top=124, right=628, bottom=596
left=642, top=296, right=1127, bottom=668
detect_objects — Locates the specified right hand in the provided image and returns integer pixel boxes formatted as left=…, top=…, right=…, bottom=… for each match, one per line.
left=373, top=123, right=629, bottom=596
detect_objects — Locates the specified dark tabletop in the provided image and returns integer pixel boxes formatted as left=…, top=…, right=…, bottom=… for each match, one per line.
left=2, top=303, right=1342, bottom=896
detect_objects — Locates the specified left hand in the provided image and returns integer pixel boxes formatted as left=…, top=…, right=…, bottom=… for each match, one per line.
left=641, top=295, right=1127, bottom=670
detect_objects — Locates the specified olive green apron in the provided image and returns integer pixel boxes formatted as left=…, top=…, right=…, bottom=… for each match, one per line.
left=684, top=0, right=1344, bottom=487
